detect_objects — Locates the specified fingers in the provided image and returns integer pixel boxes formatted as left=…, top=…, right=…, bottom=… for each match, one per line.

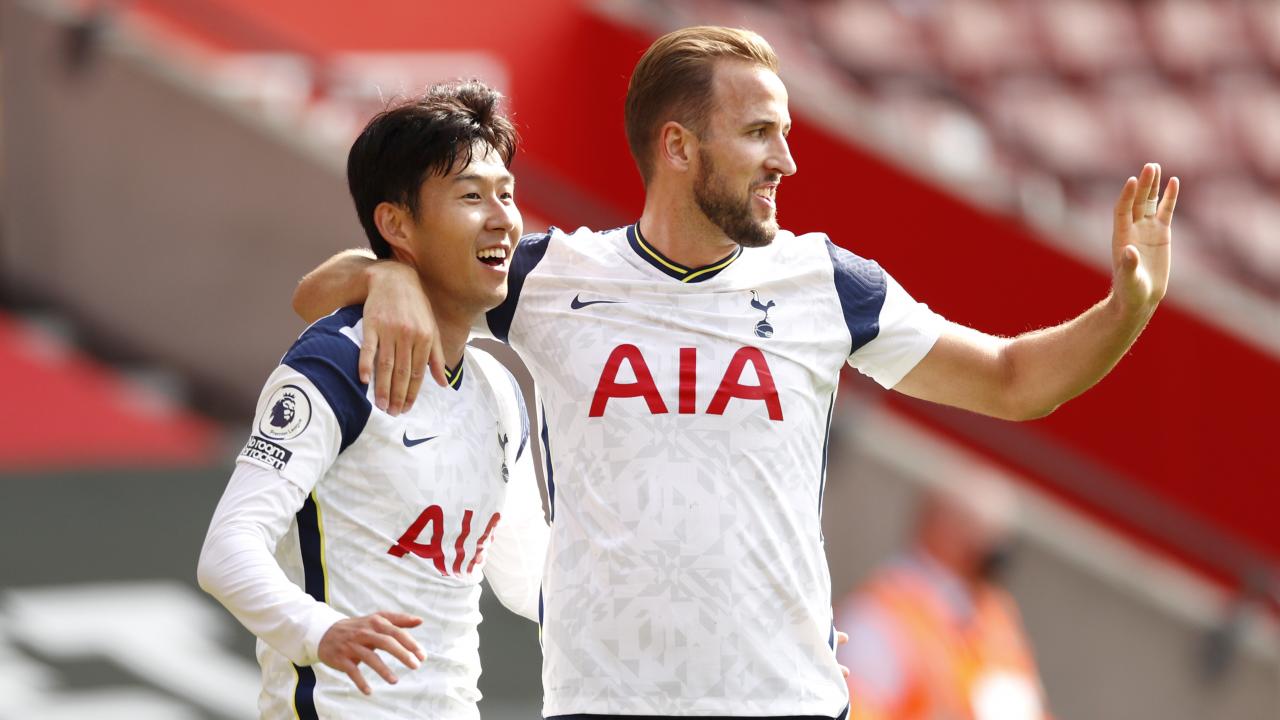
left=836, top=630, right=849, bottom=647
left=374, top=339, right=395, bottom=412
left=359, top=326, right=379, bottom=386
left=375, top=611, right=426, bottom=661
left=429, top=334, right=448, bottom=388
left=355, top=646, right=398, bottom=686
left=1113, top=176, right=1138, bottom=230
left=1157, top=176, right=1180, bottom=225
left=338, top=658, right=372, bottom=696
left=1131, top=163, right=1157, bottom=222
left=365, top=629, right=422, bottom=671
left=376, top=610, right=425, bottom=628
left=387, top=334, right=414, bottom=416
left=403, top=335, right=429, bottom=412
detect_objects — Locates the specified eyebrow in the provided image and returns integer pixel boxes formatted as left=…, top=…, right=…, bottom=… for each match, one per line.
left=452, top=172, right=514, bottom=184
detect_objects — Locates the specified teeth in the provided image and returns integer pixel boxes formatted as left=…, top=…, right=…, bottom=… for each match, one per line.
left=476, top=247, right=508, bottom=260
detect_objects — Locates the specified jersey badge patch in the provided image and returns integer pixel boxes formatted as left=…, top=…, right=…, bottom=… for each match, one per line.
left=750, top=290, right=777, bottom=338
left=258, top=385, right=311, bottom=440
left=241, top=435, right=293, bottom=470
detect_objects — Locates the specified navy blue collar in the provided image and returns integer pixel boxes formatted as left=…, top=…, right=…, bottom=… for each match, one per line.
left=445, top=360, right=464, bottom=391
left=627, top=224, right=741, bottom=283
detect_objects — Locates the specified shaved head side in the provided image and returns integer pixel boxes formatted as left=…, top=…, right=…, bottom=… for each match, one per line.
left=625, top=25, right=779, bottom=184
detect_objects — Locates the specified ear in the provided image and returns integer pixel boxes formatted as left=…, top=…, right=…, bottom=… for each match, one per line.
left=657, top=120, right=697, bottom=174
left=373, top=201, right=418, bottom=264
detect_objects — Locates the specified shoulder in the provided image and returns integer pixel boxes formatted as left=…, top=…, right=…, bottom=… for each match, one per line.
left=524, top=224, right=625, bottom=256
left=285, top=305, right=366, bottom=364
left=281, top=305, right=371, bottom=451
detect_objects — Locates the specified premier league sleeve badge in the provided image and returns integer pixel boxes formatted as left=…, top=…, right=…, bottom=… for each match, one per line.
left=258, top=385, right=312, bottom=441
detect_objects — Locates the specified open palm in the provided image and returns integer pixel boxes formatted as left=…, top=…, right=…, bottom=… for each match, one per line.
left=1112, top=163, right=1179, bottom=310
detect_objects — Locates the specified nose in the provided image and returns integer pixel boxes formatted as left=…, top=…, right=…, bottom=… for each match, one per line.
left=485, top=194, right=521, bottom=236
left=767, top=134, right=797, bottom=177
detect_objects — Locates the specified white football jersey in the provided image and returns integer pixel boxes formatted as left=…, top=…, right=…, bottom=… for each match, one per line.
left=482, top=225, right=943, bottom=718
left=209, top=305, right=546, bottom=720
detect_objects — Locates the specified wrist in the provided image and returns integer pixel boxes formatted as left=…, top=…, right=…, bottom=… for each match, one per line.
left=1106, top=288, right=1157, bottom=324
left=304, top=605, right=348, bottom=664
left=364, top=257, right=413, bottom=287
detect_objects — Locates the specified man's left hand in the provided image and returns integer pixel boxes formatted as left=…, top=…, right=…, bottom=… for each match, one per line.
left=1111, top=163, right=1178, bottom=314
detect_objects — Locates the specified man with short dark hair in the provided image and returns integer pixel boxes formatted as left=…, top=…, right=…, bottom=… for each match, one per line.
left=292, top=26, right=1177, bottom=720
left=197, top=80, right=548, bottom=719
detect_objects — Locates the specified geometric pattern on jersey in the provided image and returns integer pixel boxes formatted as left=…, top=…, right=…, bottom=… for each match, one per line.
left=484, top=225, right=943, bottom=718
left=244, top=304, right=536, bottom=720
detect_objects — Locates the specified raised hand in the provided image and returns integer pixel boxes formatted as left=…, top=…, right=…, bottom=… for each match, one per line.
left=1112, top=163, right=1178, bottom=313
left=360, top=261, right=447, bottom=414
left=317, top=611, right=426, bottom=695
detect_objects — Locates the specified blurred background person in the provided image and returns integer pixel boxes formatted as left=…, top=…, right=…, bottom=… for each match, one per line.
left=837, top=473, right=1049, bottom=720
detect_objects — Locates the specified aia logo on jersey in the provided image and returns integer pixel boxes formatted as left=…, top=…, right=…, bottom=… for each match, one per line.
left=750, top=291, right=776, bottom=338
left=258, top=385, right=311, bottom=440
left=589, top=344, right=783, bottom=421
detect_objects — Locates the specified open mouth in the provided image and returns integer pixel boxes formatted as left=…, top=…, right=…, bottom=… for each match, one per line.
left=476, top=246, right=508, bottom=268
left=753, top=184, right=777, bottom=209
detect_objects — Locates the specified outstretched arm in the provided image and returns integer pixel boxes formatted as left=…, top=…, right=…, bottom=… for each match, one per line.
left=292, top=250, right=445, bottom=414
left=894, top=163, right=1178, bottom=420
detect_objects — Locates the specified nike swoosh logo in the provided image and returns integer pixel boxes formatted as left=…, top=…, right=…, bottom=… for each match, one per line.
left=571, top=293, right=624, bottom=310
left=402, top=432, right=437, bottom=448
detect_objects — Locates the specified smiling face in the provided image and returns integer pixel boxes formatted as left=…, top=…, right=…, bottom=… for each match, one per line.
left=379, top=144, right=522, bottom=322
left=691, top=60, right=796, bottom=247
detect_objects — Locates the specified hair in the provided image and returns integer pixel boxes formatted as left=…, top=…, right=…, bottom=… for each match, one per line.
left=624, top=26, right=779, bottom=184
left=347, top=80, right=518, bottom=258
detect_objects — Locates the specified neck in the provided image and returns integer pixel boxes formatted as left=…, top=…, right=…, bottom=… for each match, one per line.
left=638, top=183, right=739, bottom=268
left=423, top=290, right=472, bottom=371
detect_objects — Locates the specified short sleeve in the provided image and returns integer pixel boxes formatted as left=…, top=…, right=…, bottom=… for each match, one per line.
left=238, top=367, right=341, bottom=493
left=851, top=273, right=944, bottom=388
left=826, top=240, right=943, bottom=388
left=238, top=306, right=372, bottom=491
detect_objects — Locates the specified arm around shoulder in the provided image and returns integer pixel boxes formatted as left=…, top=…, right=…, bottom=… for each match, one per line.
left=292, top=248, right=378, bottom=324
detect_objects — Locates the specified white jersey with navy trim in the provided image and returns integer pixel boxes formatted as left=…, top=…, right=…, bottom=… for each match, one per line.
left=483, top=225, right=944, bottom=718
left=199, top=305, right=547, bottom=720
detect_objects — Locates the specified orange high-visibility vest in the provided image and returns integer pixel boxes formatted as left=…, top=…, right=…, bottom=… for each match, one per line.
left=847, top=564, right=1049, bottom=720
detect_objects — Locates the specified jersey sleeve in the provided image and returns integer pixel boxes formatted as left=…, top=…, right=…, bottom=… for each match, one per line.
left=199, top=309, right=372, bottom=665
left=483, top=431, right=548, bottom=622
left=237, top=366, right=342, bottom=492
left=477, top=360, right=547, bottom=622
left=197, top=460, right=348, bottom=666
left=826, top=239, right=944, bottom=389
left=483, top=231, right=552, bottom=344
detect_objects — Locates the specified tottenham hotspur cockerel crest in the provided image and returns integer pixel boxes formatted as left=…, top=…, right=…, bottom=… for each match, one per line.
left=750, top=291, right=776, bottom=338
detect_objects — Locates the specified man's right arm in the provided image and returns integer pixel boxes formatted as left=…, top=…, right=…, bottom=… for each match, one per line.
left=292, top=250, right=446, bottom=413
left=197, top=462, right=425, bottom=694
left=198, top=364, right=426, bottom=694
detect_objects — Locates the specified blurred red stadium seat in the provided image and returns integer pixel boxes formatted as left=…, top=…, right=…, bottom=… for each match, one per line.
left=1034, top=0, right=1151, bottom=79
